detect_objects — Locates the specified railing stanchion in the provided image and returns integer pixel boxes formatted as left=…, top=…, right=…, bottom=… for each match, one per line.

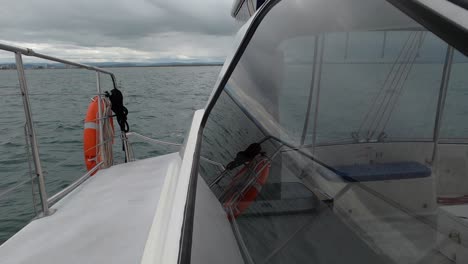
left=15, top=53, right=52, bottom=216
left=122, top=132, right=131, bottom=162
left=96, top=72, right=106, bottom=168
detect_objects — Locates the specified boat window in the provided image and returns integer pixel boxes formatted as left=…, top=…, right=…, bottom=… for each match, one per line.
left=310, top=32, right=447, bottom=144
left=194, top=0, right=468, bottom=263
left=440, top=50, right=468, bottom=140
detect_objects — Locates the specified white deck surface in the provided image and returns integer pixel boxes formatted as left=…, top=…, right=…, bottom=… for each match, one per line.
left=0, top=153, right=179, bottom=264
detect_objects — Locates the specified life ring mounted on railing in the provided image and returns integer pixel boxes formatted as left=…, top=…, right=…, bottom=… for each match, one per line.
left=83, top=96, right=114, bottom=174
left=223, top=157, right=271, bottom=218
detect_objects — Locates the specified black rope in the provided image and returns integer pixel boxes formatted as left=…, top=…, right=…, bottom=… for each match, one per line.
left=105, top=88, right=129, bottom=133
left=226, top=143, right=262, bottom=170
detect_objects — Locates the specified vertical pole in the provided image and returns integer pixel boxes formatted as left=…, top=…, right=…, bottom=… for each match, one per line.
left=247, top=0, right=254, bottom=16
left=122, top=132, right=131, bottom=162
left=311, top=35, right=325, bottom=154
left=431, top=45, right=454, bottom=163
left=344, top=32, right=349, bottom=60
left=96, top=72, right=106, bottom=168
left=300, top=35, right=319, bottom=146
left=381, top=31, right=387, bottom=58
left=15, top=53, right=51, bottom=216
left=416, top=31, right=424, bottom=58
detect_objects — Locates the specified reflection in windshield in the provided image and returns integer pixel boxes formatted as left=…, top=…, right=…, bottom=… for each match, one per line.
left=195, top=0, right=468, bottom=263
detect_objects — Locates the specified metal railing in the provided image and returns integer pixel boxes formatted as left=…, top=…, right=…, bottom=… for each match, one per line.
left=47, top=161, right=103, bottom=207
left=0, top=42, right=129, bottom=217
left=125, top=132, right=182, bottom=161
left=126, top=132, right=182, bottom=147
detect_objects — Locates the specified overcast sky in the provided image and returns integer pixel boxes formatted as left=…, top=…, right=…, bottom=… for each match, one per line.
left=0, top=0, right=241, bottom=63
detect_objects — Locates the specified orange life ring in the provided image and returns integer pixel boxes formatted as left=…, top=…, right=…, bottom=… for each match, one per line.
left=223, top=158, right=270, bottom=218
left=83, top=96, right=113, bottom=173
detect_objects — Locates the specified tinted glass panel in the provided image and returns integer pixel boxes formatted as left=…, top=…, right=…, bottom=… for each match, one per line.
left=440, top=50, right=468, bottom=139
left=195, top=0, right=468, bottom=263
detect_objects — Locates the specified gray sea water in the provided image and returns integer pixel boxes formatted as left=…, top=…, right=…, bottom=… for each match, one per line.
left=0, top=66, right=220, bottom=242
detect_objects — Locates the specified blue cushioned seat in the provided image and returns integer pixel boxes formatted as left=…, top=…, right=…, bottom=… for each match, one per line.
left=323, top=161, right=431, bottom=182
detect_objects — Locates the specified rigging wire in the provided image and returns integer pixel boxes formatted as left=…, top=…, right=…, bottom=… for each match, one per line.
left=356, top=31, right=417, bottom=137
left=365, top=32, right=420, bottom=139
left=367, top=32, right=422, bottom=139
left=377, top=32, right=427, bottom=136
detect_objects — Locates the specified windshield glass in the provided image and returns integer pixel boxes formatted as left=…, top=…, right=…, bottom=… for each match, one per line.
left=194, top=0, right=468, bottom=263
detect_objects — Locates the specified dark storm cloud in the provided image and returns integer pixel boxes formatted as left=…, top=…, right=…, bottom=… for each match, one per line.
left=0, top=0, right=241, bottom=61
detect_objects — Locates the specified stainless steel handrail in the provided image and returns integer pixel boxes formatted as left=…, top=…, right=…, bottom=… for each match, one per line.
left=47, top=162, right=103, bottom=207
left=0, top=42, right=127, bottom=216
left=0, top=43, right=115, bottom=76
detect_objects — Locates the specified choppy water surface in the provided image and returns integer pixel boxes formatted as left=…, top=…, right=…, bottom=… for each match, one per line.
left=0, top=66, right=219, bottom=242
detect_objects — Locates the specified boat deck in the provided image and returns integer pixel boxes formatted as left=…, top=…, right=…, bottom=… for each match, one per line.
left=0, top=153, right=179, bottom=264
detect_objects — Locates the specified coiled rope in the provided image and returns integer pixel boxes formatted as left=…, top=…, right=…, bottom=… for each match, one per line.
left=105, top=88, right=130, bottom=162
left=106, top=88, right=129, bottom=133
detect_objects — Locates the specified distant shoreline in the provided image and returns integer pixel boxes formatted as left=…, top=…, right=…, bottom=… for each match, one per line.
left=103, top=63, right=223, bottom=68
left=0, top=63, right=224, bottom=70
